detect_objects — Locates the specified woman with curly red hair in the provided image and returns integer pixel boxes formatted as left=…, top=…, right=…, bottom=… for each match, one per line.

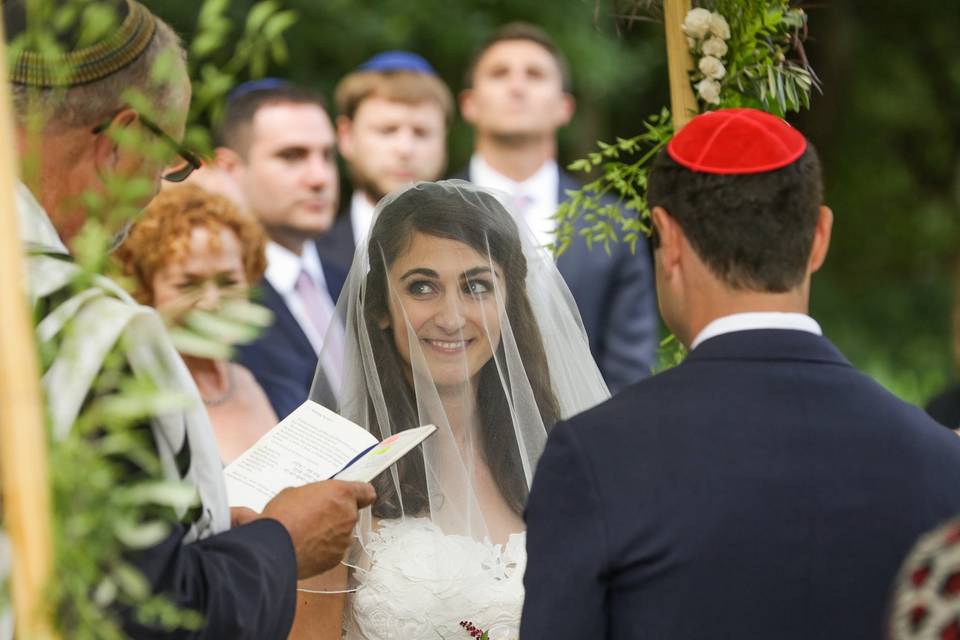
left=116, top=184, right=281, bottom=463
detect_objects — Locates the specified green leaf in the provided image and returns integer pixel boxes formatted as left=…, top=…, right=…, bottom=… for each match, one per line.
left=785, top=77, right=798, bottom=111
left=198, top=0, right=229, bottom=27
left=191, top=32, right=222, bottom=59
left=183, top=308, right=264, bottom=344
left=217, top=299, right=274, bottom=328
left=263, top=10, right=298, bottom=40
left=270, top=37, right=289, bottom=65
left=121, top=482, right=200, bottom=512
left=51, top=5, right=79, bottom=32
left=92, top=577, right=118, bottom=608
left=77, top=4, right=117, bottom=47
left=168, top=327, right=233, bottom=360
left=114, top=518, right=171, bottom=550
left=113, top=562, right=150, bottom=601
left=150, top=49, right=179, bottom=84
left=245, top=1, right=280, bottom=34
left=83, top=389, right=193, bottom=428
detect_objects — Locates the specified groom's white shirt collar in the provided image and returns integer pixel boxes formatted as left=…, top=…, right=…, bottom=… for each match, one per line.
left=690, top=312, right=822, bottom=350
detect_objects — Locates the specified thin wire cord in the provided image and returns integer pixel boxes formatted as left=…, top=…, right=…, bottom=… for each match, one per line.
left=295, top=561, right=365, bottom=595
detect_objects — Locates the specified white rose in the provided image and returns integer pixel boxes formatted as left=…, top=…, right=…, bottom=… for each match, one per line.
left=701, top=36, right=728, bottom=58
left=682, top=8, right=712, bottom=40
left=696, top=78, right=722, bottom=105
left=709, top=12, right=731, bottom=40
left=687, top=36, right=697, bottom=51
left=698, top=55, right=726, bottom=80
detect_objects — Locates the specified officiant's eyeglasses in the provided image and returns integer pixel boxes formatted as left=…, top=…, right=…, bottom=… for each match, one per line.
left=92, top=111, right=203, bottom=183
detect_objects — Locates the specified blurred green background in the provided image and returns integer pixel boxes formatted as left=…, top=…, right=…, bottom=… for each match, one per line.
left=144, top=0, right=960, bottom=407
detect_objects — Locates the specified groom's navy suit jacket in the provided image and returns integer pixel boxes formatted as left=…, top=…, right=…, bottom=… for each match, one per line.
left=452, top=168, right=659, bottom=392
left=522, top=329, right=960, bottom=640
left=235, top=252, right=347, bottom=420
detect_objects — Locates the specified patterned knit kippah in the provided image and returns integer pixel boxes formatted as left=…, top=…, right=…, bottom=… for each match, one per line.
left=667, top=108, right=807, bottom=175
left=4, top=0, right=156, bottom=88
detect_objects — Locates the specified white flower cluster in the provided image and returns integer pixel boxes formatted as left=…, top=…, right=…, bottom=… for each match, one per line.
left=682, top=7, right=731, bottom=105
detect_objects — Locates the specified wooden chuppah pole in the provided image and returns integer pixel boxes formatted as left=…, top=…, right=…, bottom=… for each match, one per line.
left=0, top=14, right=57, bottom=640
left=663, top=0, right=699, bottom=130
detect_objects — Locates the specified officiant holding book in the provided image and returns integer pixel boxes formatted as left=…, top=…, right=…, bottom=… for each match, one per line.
left=8, top=1, right=375, bottom=636
left=522, top=108, right=960, bottom=639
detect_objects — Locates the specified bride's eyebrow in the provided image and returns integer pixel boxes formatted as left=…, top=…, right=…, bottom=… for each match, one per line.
left=400, top=267, right=439, bottom=281
left=462, top=266, right=500, bottom=280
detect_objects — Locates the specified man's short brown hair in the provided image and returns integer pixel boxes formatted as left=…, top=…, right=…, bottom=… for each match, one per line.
left=463, top=22, right=572, bottom=93
left=216, top=82, right=328, bottom=156
left=334, top=70, right=453, bottom=124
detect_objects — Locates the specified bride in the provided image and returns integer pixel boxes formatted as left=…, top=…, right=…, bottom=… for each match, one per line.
left=295, top=180, right=609, bottom=638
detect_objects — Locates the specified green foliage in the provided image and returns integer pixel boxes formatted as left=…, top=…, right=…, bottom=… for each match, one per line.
left=655, top=333, right=687, bottom=373
left=6, top=0, right=295, bottom=636
left=169, top=300, right=273, bottom=360
left=45, top=341, right=203, bottom=639
left=555, top=108, right=672, bottom=257
left=556, top=0, right=817, bottom=258
left=699, top=0, right=815, bottom=115
left=184, top=0, right=298, bottom=151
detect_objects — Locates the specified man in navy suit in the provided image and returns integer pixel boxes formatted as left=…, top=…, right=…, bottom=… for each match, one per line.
left=522, top=108, right=960, bottom=639
left=457, top=23, right=658, bottom=392
left=317, top=51, right=453, bottom=272
left=217, top=82, right=348, bottom=419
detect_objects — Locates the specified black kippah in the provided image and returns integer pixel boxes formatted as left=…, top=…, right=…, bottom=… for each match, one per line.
left=3, top=0, right=156, bottom=87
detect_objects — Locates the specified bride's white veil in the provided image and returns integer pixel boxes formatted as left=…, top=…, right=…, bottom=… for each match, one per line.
left=309, top=179, right=608, bottom=588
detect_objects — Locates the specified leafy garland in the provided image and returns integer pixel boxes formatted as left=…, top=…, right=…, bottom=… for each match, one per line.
left=3, top=1, right=293, bottom=637
left=554, top=0, right=818, bottom=369
left=554, top=0, right=818, bottom=257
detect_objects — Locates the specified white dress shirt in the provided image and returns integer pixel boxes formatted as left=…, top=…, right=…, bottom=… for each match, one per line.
left=349, top=190, right=377, bottom=249
left=264, top=240, right=334, bottom=355
left=690, top=312, right=823, bottom=350
left=469, top=154, right=560, bottom=250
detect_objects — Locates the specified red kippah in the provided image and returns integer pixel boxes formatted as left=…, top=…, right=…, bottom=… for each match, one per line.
left=666, top=108, right=807, bottom=175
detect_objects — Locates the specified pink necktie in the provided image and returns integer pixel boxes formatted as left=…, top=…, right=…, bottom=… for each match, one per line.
left=512, top=192, right=534, bottom=218
left=295, top=270, right=343, bottom=390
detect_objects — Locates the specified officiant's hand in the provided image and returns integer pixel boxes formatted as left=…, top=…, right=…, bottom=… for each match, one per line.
left=259, top=480, right=377, bottom=579
left=230, top=506, right=258, bottom=528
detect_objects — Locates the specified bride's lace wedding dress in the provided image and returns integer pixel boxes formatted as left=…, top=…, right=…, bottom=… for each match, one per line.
left=343, top=518, right=526, bottom=640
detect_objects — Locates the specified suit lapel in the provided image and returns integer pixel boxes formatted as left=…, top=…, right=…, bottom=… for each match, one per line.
left=321, top=260, right=348, bottom=302
left=555, top=170, right=587, bottom=282
left=255, top=279, right=314, bottom=356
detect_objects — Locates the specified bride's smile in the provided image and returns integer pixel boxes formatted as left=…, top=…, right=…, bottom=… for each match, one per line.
left=422, top=337, right=472, bottom=354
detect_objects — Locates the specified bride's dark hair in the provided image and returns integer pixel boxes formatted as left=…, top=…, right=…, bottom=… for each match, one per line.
left=361, top=182, right=560, bottom=519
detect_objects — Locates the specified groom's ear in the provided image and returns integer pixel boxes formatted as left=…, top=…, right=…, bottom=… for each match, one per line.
left=651, top=206, right=682, bottom=272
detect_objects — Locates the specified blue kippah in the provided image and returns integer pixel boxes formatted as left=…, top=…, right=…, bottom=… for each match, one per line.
left=357, top=51, right=437, bottom=75
left=226, top=77, right=294, bottom=102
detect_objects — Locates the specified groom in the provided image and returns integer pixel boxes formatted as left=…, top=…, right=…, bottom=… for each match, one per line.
left=521, top=108, right=960, bottom=639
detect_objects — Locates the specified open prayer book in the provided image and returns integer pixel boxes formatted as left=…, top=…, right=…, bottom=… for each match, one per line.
left=224, top=400, right=436, bottom=512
